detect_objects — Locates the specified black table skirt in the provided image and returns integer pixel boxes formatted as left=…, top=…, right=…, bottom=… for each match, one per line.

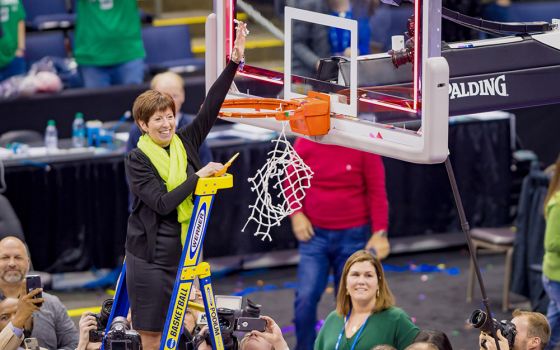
left=4, top=118, right=511, bottom=271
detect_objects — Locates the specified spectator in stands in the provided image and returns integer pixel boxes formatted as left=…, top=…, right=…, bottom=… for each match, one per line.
left=372, top=345, right=397, bottom=350
left=478, top=309, right=550, bottom=350
left=74, top=0, right=145, bottom=88
left=0, top=288, right=43, bottom=350
left=482, top=0, right=510, bottom=21
left=0, top=236, right=78, bottom=349
left=288, top=0, right=330, bottom=78
left=413, top=330, right=453, bottom=350
left=127, top=71, right=212, bottom=165
left=289, top=138, right=389, bottom=350
left=314, top=250, right=419, bottom=350
left=328, top=0, right=377, bottom=56
left=542, top=154, right=560, bottom=349
left=0, top=0, right=26, bottom=82
left=124, top=22, right=247, bottom=350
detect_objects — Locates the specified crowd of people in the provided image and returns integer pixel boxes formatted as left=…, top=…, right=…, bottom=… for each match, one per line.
left=0, top=231, right=555, bottom=350
left=0, top=0, right=146, bottom=89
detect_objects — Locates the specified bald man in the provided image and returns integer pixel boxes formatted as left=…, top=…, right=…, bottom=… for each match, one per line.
left=0, top=236, right=78, bottom=349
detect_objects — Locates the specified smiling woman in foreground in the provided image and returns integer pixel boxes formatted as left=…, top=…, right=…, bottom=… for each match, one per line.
left=314, top=250, right=419, bottom=350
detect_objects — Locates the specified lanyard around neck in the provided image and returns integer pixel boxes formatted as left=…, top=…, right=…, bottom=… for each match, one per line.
left=335, top=310, right=369, bottom=350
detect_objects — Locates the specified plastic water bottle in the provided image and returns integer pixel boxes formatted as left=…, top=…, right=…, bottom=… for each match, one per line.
left=72, top=112, right=86, bottom=148
left=45, top=119, right=58, bottom=153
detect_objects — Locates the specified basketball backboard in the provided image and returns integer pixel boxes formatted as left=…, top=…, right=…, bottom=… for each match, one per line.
left=207, top=0, right=450, bottom=164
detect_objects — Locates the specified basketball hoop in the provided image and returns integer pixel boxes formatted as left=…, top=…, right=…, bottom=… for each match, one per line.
left=220, top=91, right=331, bottom=136
left=219, top=92, right=330, bottom=240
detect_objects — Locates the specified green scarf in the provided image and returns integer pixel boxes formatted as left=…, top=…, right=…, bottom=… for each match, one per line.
left=137, top=134, right=193, bottom=245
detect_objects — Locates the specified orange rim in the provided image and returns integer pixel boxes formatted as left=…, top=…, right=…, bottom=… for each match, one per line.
left=220, top=91, right=331, bottom=136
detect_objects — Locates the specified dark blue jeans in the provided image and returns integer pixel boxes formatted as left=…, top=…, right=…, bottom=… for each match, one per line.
left=543, top=275, right=560, bottom=349
left=80, top=58, right=145, bottom=88
left=0, top=57, right=26, bottom=82
left=294, top=225, right=369, bottom=350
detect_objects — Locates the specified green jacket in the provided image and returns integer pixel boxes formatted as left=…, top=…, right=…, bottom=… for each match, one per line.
left=314, top=307, right=419, bottom=350
left=544, top=191, right=560, bottom=281
left=74, top=0, right=145, bottom=66
left=0, top=0, right=25, bottom=68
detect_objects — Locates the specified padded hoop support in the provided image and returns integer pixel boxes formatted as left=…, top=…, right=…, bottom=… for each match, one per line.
left=220, top=91, right=331, bottom=136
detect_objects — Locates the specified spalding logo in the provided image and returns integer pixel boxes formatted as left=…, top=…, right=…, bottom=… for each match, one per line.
left=189, top=203, right=207, bottom=259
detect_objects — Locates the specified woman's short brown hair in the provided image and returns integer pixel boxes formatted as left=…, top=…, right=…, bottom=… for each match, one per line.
left=336, top=250, right=395, bottom=316
left=132, top=89, right=176, bottom=129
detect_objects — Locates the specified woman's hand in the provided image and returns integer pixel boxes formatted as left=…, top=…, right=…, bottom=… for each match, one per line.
left=196, top=162, right=225, bottom=178
left=194, top=326, right=212, bottom=350
left=77, top=313, right=101, bottom=350
left=365, top=231, right=390, bottom=260
left=250, top=316, right=289, bottom=350
left=13, top=288, right=43, bottom=329
left=291, top=212, right=314, bottom=242
left=231, top=20, right=248, bottom=64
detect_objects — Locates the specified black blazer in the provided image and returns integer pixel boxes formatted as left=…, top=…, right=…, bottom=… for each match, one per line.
left=124, top=61, right=239, bottom=262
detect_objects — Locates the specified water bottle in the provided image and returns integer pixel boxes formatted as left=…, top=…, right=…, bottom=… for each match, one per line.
left=72, top=112, right=86, bottom=148
left=45, top=119, right=58, bottom=153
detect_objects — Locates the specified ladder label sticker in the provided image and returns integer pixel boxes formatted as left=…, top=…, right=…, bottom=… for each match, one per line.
left=204, top=284, right=224, bottom=349
left=164, top=282, right=192, bottom=349
left=188, top=200, right=209, bottom=262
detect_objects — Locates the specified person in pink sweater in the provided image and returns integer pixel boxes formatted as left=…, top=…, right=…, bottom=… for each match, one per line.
left=290, top=138, right=389, bottom=350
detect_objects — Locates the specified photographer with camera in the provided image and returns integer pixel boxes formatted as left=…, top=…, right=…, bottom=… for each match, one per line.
left=0, top=288, right=44, bottom=350
left=241, top=315, right=289, bottom=350
left=83, top=298, right=142, bottom=350
left=193, top=315, right=288, bottom=350
left=476, top=309, right=550, bottom=350
left=76, top=312, right=101, bottom=350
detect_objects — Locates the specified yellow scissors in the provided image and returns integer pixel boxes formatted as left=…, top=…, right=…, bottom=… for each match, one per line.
left=213, top=152, right=240, bottom=177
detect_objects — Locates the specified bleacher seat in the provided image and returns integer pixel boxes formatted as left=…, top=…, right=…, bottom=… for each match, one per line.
left=22, top=0, right=75, bottom=31
left=25, top=31, right=68, bottom=67
left=142, top=25, right=205, bottom=75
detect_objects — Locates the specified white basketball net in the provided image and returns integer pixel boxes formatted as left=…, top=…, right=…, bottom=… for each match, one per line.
left=242, top=123, right=314, bottom=241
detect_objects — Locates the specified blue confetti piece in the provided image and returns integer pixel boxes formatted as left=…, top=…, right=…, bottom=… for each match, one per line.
left=382, top=263, right=460, bottom=275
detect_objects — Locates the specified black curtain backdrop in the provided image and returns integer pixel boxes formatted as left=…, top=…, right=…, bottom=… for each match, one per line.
left=3, top=117, right=512, bottom=272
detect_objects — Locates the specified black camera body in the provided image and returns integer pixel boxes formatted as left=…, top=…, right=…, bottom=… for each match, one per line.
left=470, top=309, right=517, bottom=349
left=89, top=299, right=114, bottom=343
left=103, top=316, right=142, bottom=350
left=195, top=299, right=265, bottom=350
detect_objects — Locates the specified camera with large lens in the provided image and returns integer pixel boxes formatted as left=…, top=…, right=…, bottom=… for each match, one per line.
left=470, top=309, right=517, bottom=349
left=103, top=316, right=142, bottom=350
left=89, top=299, right=114, bottom=343
left=193, top=299, right=266, bottom=350
left=388, top=15, right=416, bottom=69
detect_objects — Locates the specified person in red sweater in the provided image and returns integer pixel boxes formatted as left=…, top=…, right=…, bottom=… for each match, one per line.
left=290, top=138, right=389, bottom=350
